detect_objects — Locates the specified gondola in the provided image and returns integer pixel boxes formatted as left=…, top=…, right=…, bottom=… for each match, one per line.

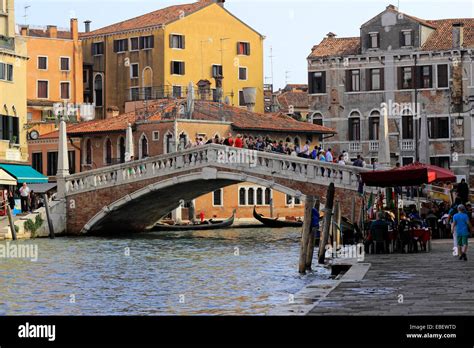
left=253, top=206, right=303, bottom=228
left=151, top=211, right=235, bottom=231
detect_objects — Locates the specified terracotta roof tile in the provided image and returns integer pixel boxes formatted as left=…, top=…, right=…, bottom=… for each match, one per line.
left=277, top=91, right=309, bottom=112
left=422, top=18, right=474, bottom=50
left=80, top=0, right=214, bottom=38
left=308, top=37, right=360, bottom=59
left=27, top=29, right=73, bottom=40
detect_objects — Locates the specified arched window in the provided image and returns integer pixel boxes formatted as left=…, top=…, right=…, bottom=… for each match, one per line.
left=139, top=134, right=149, bottom=159
left=256, top=188, right=263, bottom=205
left=164, top=132, right=175, bottom=154
left=264, top=188, right=272, bottom=205
left=312, top=112, right=323, bottom=126
left=247, top=188, right=255, bottom=205
left=348, top=111, right=361, bottom=141
left=239, top=188, right=246, bottom=206
left=105, top=138, right=112, bottom=165
left=118, top=137, right=125, bottom=163
left=94, top=74, right=103, bottom=107
left=85, top=139, right=92, bottom=165
left=369, top=110, right=380, bottom=141
left=142, top=67, right=153, bottom=100
left=178, top=132, right=187, bottom=151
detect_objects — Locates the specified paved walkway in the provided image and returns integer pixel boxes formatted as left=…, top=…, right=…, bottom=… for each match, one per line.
left=309, top=239, right=474, bottom=315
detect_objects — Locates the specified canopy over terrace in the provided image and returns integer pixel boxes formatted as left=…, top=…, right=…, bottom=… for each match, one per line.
left=361, top=162, right=456, bottom=188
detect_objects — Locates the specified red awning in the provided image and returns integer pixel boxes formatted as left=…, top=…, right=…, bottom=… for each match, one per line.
left=361, top=162, right=456, bottom=187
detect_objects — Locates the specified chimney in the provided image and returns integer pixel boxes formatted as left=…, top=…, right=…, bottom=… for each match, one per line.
left=326, top=32, right=337, bottom=39
left=20, top=25, right=28, bottom=37
left=70, top=18, right=78, bottom=41
left=84, top=20, right=91, bottom=33
left=203, top=0, right=225, bottom=7
left=47, top=25, right=57, bottom=39
left=106, top=106, right=120, bottom=119
left=386, top=4, right=398, bottom=11
left=452, top=22, right=464, bottom=49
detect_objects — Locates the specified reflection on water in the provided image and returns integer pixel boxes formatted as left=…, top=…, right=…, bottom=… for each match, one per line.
left=0, top=228, right=329, bottom=315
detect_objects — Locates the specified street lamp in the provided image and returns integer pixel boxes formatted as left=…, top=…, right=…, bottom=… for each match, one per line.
left=455, top=114, right=464, bottom=127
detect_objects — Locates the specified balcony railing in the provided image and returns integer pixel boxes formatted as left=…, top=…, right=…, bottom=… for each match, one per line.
left=349, top=142, right=361, bottom=152
left=369, top=141, right=379, bottom=152
left=401, top=139, right=415, bottom=151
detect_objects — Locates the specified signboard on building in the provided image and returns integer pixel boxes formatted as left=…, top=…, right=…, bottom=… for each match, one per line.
left=5, top=149, right=21, bottom=162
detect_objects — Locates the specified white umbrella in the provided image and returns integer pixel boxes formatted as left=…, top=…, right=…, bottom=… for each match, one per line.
left=125, top=123, right=134, bottom=161
left=186, top=81, right=194, bottom=118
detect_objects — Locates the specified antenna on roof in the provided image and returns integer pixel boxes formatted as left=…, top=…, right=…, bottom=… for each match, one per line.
left=23, top=4, right=31, bottom=25
left=269, top=46, right=275, bottom=90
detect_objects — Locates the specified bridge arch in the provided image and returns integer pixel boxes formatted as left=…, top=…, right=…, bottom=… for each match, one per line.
left=80, top=169, right=304, bottom=234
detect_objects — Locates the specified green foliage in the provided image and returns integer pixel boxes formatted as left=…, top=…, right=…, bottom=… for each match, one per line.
left=24, top=215, right=44, bottom=238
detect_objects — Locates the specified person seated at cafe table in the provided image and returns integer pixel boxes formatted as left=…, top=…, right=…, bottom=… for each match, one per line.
left=369, top=212, right=390, bottom=254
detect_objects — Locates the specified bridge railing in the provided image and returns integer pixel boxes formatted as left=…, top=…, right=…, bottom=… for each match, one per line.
left=64, top=144, right=370, bottom=195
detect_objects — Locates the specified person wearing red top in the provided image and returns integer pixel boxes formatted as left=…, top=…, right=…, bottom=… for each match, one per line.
left=224, top=133, right=234, bottom=147
left=234, top=134, right=243, bottom=148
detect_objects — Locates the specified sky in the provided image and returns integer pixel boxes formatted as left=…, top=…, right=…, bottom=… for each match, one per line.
left=15, top=0, right=474, bottom=90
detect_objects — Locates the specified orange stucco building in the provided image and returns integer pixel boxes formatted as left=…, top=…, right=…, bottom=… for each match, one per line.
left=21, top=18, right=84, bottom=180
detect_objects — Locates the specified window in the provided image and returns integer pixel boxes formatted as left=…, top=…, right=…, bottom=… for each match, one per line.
left=172, top=86, right=182, bottom=98
left=0, top=115, right=19, bottom=143
left=237, top=42, right=250, bottom=55
left=308, top=71, right=326, bottom=94
left=83, top=70, right=89, bottom=85
left=312, top=112, right=323, bottom=126
left=60, top=82, right=70, bottom=99
left=430, top=156, right=450, bottom=169
left=239, top=67, right=247, bottom=80
left=105, top=138, right=112, bottom=165
left=152, top=131, right=160, bottom=141
left=428, top=117, right=449, bottom=139
left=0, top=63, right=13, bottom=81
left=140, top=135, right=148, bottom=159
left=369, top=112, right=380, bottom=140
left=348, top=116, right=361, bottom=141
left=60, top=57, right=70, bottom=71
left=239, top=188, right=246, bottom=205
left=32, top=153, right=43, bottom=174
left=417, top=66, right=432, bottom=88
left=37, top=80, right=49, bottom=99
left=213, top=189, right=223, bottom=206
left=140, top=35, right=154, bottom=50
left=402, top=114, right=414, bottom=139
left=401, top=30, right=412, bottom=47
left=171, top=61, right=185, bottom=75
left=113, top=39, right=128, bottom=53
left=239, top=90, right=246, bottom=106
left=247, top=188, right=255, bottom=205
left=27, top=112, right=33, bottom=121
left=402, top=157, right=414, bottom=166
left=368, top=68, right=383, bottom=91
left=346, top=69, right=360, bottom=92
left=68, top=151, right=76, bottom=175
left=399, top=67, right=414, bottom=89
left=437, top=64, right=448, bottom=88
left=119, top=137, right=126, bottom=163
left=130, top=87, right=140, bottom=101
left=170, top=34, right=184, bottom=49
left=256, top=188, right=263, bottom=205
left=131, top=63, right=139, bottom=78
left=212, top=64, right=223, bottom=78
left=38, top=56, right=48, bottom=70
left=264, top=188, right=272, bottom=205
left=369, top=32, right=379, bottom=48
left=47, top=152, right=58, bottom=176
left=85, top=139, right=92, bottom=165
left=286, top=195, right=302, bottom=206
left=92, top=42, right=104, bottom=56
left=130, top=37, right=140, bottom=51
left=94, top=75, right=103, bottom=107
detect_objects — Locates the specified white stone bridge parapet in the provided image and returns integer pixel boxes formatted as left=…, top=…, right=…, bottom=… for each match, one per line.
left=62, top=144, right=372, bottom=234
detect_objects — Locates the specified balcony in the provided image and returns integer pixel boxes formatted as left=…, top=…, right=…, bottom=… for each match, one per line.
left=401, top=139, right=415, bottom=151
left=0, top=35, right=14, bottom=51
left=369, top=141, right=379, bottom=152
left=349, top=142, right=361, bottom=152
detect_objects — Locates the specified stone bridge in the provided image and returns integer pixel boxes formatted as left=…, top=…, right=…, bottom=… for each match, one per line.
left=62, top=144, right=371, bottom=234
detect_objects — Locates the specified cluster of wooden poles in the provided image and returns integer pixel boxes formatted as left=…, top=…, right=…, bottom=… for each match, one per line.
left=298, top=183, right=356, bottom=274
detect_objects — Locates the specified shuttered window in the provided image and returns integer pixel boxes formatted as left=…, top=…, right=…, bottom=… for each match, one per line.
left=171, top=61, right=185, bottom=75
left=113, top=39, right=128, bottom=53
left=170, top=34, right=184, bottom=49
left=237, top=42, right=250, bottom=55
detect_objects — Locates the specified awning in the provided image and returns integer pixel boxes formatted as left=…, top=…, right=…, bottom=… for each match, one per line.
left=27, top=183, right=57, bottom=194
left=0, top=169, right=17, bottom=186
left=0, top=164, right=48, bottom=184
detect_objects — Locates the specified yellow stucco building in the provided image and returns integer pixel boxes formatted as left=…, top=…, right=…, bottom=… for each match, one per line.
left=0, top=0, right=28, bottom=164
left=81, top=0, right=265, bottom=119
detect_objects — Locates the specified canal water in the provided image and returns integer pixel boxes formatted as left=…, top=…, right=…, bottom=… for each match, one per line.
left=0, top=228, right=330, bottom=315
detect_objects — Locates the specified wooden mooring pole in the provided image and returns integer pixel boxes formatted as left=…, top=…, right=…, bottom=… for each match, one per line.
left=43, top=194, right=55, bottom=239
left=6, top=205, right=17, bottom=240
left=305, top=196, right=320, bottom=271
left=298, top=195, right=315, bottom=274
left=318, top=183, right=335, bottom=264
